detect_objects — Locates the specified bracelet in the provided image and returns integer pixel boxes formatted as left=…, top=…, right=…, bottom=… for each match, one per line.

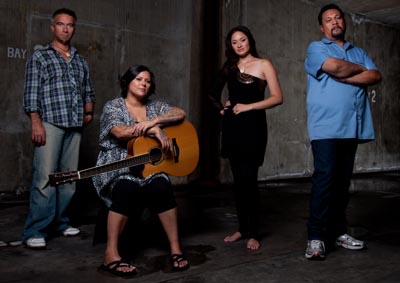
left=84, top=111, right=94, bottom=116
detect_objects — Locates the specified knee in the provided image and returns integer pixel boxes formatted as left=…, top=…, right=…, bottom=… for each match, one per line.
left=110, top=180, right=140, bottom=216
left=112, top=180, right=138, bottom=199
left=148, top=178, right=177, bottom=213
left=148, top=177, right=172, bottom=196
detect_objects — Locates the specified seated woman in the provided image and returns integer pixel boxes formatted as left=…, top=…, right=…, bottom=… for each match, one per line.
left=93, top=65, right=189, bottom=278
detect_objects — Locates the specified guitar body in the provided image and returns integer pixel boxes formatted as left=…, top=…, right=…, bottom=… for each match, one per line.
left=127, top=120, right=199, bottom=177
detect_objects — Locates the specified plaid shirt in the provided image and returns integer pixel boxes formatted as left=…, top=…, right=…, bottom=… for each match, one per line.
left=23, top=44, right=95, bottom=128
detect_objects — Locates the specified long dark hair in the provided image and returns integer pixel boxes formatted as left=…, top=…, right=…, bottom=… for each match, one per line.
left=224, top=26, right=259, bottom=69
left=119, top=65, right=156, bottom=98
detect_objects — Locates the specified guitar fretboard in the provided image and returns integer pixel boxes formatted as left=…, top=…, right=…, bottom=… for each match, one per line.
left=79, top=150, right=160, bottom=180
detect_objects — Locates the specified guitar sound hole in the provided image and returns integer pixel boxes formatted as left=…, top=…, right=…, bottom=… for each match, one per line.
left=149, top=147, right=163, bottom=164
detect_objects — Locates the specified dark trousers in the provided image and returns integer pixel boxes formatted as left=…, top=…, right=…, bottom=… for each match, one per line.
left=229, top=158, right=260, bottom=240
left=93, top=177, right=177, bottom=248
left=110, top=178, right=177, bottom=216
left=307, top=139, right=358, bottom=246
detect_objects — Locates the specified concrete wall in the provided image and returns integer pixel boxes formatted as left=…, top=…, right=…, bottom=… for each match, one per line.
left=218, top=0, right=400, bottom=182
left=0, top=0, right=399, bottom=192
left=0, top=0, right=202, bottom=192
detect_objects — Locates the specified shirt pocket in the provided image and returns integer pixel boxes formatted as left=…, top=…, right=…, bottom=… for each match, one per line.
left=42, top=61, right=66, bottom=84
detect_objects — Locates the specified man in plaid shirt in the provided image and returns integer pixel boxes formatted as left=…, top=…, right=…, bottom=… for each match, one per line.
left=22, top=8, right=95, bottom=249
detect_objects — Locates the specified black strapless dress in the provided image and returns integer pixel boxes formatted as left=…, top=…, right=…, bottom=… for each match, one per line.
left=221, top=68, right=268, bottom=166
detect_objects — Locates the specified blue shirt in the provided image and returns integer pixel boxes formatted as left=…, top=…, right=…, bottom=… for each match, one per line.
left=305, top=38, right=378, bottom=141
left=23, top=44, right=95, bottom=128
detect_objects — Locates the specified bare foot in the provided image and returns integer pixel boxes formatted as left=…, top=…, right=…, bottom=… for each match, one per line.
left=224, top=231, right=242, bottom=243
left=247, top=238, right=260, bottom=250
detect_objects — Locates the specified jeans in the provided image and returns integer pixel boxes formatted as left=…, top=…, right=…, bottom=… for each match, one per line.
left=22, top=122, right=82, bottom=242
left=307, top=139, right=358, bottom=245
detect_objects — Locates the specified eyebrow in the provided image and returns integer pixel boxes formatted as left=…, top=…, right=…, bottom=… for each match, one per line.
left=232, top=37, right=246, bottom=41
left=136, top=76, right=151, bottom=81
left=54, top=21, right=75, bottom=25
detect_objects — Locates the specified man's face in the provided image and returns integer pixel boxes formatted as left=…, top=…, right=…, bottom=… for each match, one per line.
left=320, top=9, right=346, bottom=41
left=51, top=13, right=75, bottom=44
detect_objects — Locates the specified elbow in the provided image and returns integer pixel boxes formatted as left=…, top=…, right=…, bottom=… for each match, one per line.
left=272, top=94, right=283, bottom=106
left=375, top=72, right=382, bottom=84
left=112, top=130, right=127, bottom=140
left=276, top=95, right=283, bottom=105
left=369, top=70, right=382, bottom=85
left=179, top=109, right=186, bottom=120
left=112, top=132, right=124, bottom=140
left=110, top=128, right=129, bottom=140
left=174, top=108, right=186, bottom=123
left=169, top=107, right=186, bottom=121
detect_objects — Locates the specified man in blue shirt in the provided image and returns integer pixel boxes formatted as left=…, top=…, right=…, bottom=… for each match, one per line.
left=304, top=4, right=381, bottom=260
left=22, top=8, right=95, bottom=249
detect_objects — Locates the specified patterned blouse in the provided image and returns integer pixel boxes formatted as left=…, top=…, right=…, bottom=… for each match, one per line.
left=92, top=97, right=171, bottom=207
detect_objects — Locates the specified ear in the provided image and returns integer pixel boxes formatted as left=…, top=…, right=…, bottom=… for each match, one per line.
left=319, top=25, right=324, bottom=33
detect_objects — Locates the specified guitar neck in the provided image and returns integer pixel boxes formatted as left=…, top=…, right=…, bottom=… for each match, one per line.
left=79, top=152, right=154, bottom=180
left=49, top=147, right=163, bottom=186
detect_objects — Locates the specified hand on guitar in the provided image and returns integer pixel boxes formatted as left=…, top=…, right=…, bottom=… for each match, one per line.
left=151, top=126, right=172, bottom=153
left=134, top=122, right=172, bottom=153
left=131, top=120, right=157, bottom=137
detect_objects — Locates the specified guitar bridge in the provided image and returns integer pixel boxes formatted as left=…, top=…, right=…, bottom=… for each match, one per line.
left=172, top=138, right=179, bottom=163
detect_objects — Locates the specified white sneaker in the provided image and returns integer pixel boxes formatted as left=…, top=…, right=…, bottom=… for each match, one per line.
left=305, top=240, right=326, bottom=260
left=26, top=237, right=46, bottom=249
left=336, top=234, right=365, bottom=250
left=62, top=227, right=80, bottom=236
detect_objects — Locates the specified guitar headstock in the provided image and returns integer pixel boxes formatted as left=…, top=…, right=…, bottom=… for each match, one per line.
left=48, top=171, right=79, bottom=186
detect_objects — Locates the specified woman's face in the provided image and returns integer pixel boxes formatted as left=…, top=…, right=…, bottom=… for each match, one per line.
left=128, top=71, right=152, bottom=98
left=231, top=31, right=250, bottom=57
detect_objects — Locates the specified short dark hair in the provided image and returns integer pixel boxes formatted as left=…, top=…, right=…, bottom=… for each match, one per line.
left=318, top=4, right=344, bottom=25
left=119, top=65, right=156, bottom=98
left=52, top=8, right=77, bottom=21
left=224, top=26, right=259, bottom=69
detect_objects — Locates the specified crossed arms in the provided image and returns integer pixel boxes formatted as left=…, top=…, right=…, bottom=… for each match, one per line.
left=322, top=57, right=382, bottom=86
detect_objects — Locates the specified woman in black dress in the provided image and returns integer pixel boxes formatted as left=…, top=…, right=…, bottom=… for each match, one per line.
left=209, top=26, right=283, bottom=250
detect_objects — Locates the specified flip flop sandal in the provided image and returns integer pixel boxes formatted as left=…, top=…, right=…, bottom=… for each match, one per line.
left=170, top=254, right=190, bottom=272
left=98, top=259, right=137, bottom=278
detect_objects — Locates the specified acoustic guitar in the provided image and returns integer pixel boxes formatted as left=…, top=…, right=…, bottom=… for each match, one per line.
left=49, top=120, right=199, bottom=186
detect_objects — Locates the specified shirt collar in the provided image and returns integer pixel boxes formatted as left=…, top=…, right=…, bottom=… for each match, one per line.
left=321, top=37, right=352, bottom=50
left=48, top=43, right=77, bottom=55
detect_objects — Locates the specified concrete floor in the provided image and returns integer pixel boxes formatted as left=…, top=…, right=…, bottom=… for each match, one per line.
left=1, top=172, right=399, bottom=283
